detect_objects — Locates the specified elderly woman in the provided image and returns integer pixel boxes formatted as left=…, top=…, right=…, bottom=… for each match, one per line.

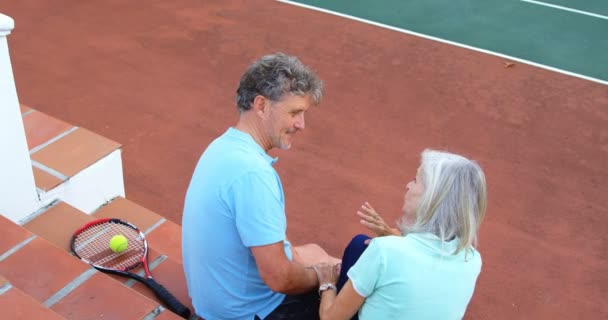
left=313, top=149, right=488, bottom=320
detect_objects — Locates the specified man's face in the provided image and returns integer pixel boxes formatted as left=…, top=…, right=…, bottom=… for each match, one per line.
left=265, top=94, right=311, bottom=150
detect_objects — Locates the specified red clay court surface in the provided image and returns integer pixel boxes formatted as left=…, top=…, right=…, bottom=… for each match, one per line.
left=4, top=1, right=607, bottom=318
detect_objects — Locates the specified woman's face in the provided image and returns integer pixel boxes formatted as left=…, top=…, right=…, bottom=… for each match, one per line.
left=402, top=166, right=425, bottom=217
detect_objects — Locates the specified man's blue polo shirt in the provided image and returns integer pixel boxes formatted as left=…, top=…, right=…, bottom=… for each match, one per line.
left=182, top=128, right=292, bottom=320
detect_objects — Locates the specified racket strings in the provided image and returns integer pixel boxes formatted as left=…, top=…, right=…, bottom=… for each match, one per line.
left=73, top=222, right=145, bottom=271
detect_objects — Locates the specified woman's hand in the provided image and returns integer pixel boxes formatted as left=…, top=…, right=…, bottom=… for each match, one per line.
left=357, top=202, right=400, bottom=237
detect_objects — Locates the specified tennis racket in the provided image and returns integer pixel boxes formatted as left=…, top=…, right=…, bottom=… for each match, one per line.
left=70, top=218, right=191, bottom=319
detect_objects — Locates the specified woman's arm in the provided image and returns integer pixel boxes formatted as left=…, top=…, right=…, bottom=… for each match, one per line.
left=357, top=202, right=401, bottom=237
left=319, top=280, right=365, bottom=320
left=314, top=264, right=365, bottom=320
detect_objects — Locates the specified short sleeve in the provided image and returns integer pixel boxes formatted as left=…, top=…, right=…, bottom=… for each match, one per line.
left=347, top=239, right=385, bottom=298
left=231, top=171, right=286, bottom=247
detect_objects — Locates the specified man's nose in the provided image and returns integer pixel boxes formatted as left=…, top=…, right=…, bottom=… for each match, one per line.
left=294, top=113, right=305, bottom=129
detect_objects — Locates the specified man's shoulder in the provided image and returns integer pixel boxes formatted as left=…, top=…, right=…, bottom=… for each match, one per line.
left=203, top=137, right=268, bottom=170
left=211, top=130, right=268, bottom=158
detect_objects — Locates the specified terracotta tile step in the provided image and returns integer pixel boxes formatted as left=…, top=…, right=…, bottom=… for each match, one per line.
left=20, top=104, right=122, bottom=192
left=0, top=214, right=35, bottom=255
left=24, top=197, right=185, bottom=263
left=30, top=126, right=121, bottom=180
left=0, top=275, right=66, bottom=320
left=1, top=212, right=190, bottom=319
left=21, top=105, right=72, bottom=151
left=11, top=104, right=195, bottom=318
left=22, top=197, right=193, bottom=316
left=0, top=235, right=90, bottom=304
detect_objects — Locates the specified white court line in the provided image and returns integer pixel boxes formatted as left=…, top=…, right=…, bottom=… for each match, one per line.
left=277, top=0, right=608, bottom=86
left=521, top=0, right=608, bottom=20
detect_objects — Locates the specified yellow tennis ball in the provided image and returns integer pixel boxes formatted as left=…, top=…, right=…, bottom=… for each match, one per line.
left=109, top=234, right=128, bottom=253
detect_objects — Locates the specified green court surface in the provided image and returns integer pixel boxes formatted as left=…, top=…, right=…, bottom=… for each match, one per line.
left=286, top=0, right=608, bottom=83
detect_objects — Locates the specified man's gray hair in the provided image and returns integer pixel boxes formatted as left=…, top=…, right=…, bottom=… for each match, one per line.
left=236, top=52, right=324, bottom=112
left=399, top=149, right=488, bottom=256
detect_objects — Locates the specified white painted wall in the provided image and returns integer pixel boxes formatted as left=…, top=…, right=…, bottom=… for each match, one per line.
left=0, top=13, right=40, bottom=222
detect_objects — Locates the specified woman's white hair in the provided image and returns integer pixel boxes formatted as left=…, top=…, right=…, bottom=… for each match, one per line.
left=399, top=149, right=487, bottom=255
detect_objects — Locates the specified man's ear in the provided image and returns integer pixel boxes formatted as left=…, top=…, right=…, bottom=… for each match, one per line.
left=252, top=95, right=268, bottom=118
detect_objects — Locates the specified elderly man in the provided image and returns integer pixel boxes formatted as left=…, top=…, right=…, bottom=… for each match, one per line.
left=182, top=53, right=338, bottom=320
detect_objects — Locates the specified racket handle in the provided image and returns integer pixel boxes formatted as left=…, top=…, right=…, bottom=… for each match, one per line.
left=145, top=278, right=191, bottom=319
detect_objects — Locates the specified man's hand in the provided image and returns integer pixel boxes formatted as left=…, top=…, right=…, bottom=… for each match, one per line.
left=357, top=202, right=400, bottom=237
left=312, top=263, right=340, bottom=286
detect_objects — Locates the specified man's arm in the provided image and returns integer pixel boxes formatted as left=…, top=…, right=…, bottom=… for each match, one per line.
left=251, top=241, right=318, bottom=294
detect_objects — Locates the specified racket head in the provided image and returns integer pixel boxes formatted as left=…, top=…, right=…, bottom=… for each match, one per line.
left=71, top=218, right=148, bottom=272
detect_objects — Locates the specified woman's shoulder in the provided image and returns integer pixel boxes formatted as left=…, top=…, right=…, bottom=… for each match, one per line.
left=371, top=233, right=431, bottom=246
left=371, top=234, right=482, bottom=263
left=369, top=235, right=419, bottom=253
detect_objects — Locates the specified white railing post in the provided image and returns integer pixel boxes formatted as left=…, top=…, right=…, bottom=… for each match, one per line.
left=0, top=13, right=40, bottom=222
